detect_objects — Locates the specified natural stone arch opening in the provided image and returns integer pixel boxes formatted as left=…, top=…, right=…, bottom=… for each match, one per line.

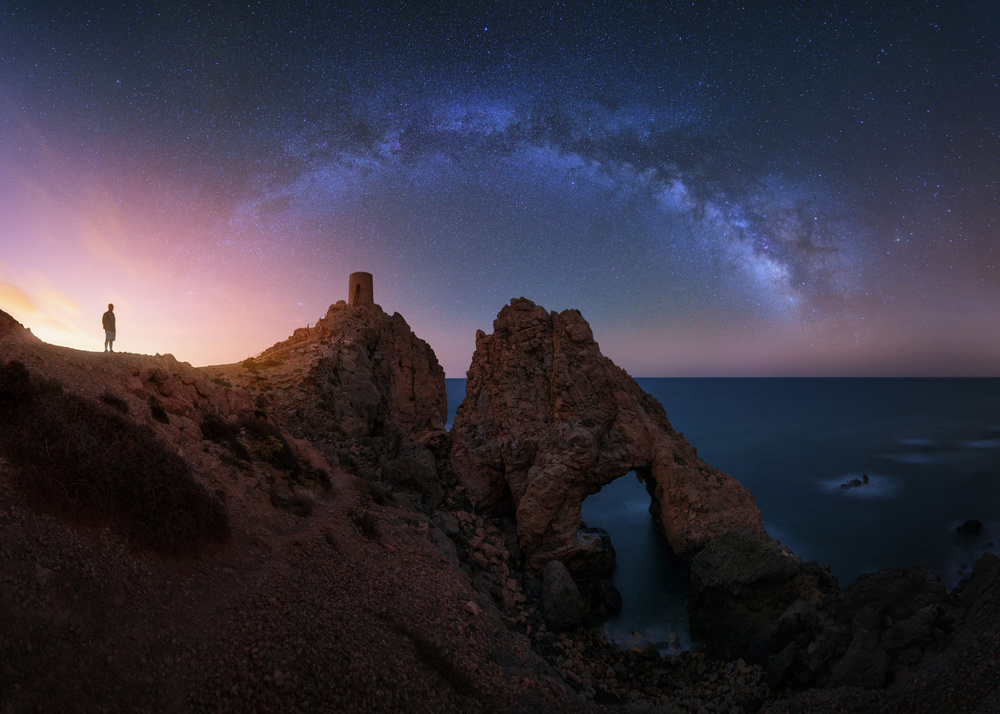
left=581, top=468, right=694, bottom=651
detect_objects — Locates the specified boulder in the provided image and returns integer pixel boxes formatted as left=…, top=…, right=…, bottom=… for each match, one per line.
left=687, top=528, right=838, bottom=662
left=541, top=560, right=587, bottom=631
left=826, top=603, right=889, bottom=688
left=827, top=603, right=889, bottom=689
left=957, top=518, right=983, bottom=535
left=450, top=298, right=765, bottom=573
left=561, top=526, right=616, bottom=580
left=768, top=641, right=801, bottom=688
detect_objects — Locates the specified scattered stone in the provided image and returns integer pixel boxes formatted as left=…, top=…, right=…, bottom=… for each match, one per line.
left=34, top=564, right=53, bottom=587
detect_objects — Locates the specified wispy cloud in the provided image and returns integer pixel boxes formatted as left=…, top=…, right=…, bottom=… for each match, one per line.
left=40, top=287, right=81, bottom=315
left=0, top=279, right=37, bottom=314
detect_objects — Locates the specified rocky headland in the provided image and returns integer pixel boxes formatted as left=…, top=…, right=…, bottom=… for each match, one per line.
left=2, top=291, right=999, bottom=713
left=450, top=297, right=765, bottom=574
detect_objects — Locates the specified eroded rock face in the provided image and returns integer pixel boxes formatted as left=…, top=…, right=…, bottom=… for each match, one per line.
left=304, top=302, right=447, bottom=438
left=231, top=301, right=448, bottom=508
left=450, top=298, right=765, bottom=572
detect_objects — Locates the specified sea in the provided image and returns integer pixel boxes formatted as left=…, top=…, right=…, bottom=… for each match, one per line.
left=444, top=378, right=1000, bottom=652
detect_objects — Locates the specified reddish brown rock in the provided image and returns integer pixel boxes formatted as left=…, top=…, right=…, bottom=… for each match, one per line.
left=450, top=297, right=765, bottom=572
left=212, top=301, right=448, bottom=508
left=253, top=301, right=446, bottom=440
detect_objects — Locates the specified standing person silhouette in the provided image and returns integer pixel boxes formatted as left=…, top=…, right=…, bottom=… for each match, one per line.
left=102, top=304, right=116, bottom=352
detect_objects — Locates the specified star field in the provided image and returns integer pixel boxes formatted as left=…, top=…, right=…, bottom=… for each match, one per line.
left=2, top=1, right=998, bottom=375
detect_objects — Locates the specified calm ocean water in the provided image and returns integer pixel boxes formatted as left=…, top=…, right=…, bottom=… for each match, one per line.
left=445, top=378, right=1000, bottom=651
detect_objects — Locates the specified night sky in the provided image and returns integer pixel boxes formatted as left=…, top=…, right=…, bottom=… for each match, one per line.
left=3, top=2, right=999, bottom=376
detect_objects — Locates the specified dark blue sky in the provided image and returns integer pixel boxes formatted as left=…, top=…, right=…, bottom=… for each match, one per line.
left=2, top=1, right=998, bottom=375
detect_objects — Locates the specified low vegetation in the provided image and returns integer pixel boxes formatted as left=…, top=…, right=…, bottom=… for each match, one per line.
left=200, top=410, right=331, bottom=492
left=0, top=360, right=229, bottom=554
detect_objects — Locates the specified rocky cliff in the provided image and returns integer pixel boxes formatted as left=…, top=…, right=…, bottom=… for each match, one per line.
left=252, top=300, right=446, bottom=438
left=450, top=297, right=765, bottom=573
left=206, top=300, right=449, bottom=509
left=447, top=297, right=944, bottom=683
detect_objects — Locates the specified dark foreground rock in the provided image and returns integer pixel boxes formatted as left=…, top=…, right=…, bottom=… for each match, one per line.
left=766, top=553, right=1000, bottom=712
left=688, top=527, right=839, bottom=663
left=541, top=560, right=588, bottom=631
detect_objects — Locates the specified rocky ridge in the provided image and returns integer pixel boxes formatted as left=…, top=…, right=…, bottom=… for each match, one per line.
left=0, top=307, right=570, bottom=713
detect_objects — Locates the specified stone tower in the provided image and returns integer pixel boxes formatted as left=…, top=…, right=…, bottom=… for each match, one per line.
left=348, top=272, right=374, bottom=306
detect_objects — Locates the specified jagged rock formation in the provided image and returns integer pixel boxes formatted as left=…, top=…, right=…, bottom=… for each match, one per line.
left=764, top=562, right=966, bottom=693
left=450, top=297, right=765, bottom=573
left=447, top=297, right=975, bottom=681
left=211, top=301, right=449, bottom=508
left=255, top=301, right=446, bottom=438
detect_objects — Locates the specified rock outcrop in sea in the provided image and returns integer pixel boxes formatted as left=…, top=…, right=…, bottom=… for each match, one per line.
left=450, top=297, right=766, bottom=574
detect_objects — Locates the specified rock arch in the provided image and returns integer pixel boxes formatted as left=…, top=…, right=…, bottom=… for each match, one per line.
left=450, top=298, right=765, bottom=574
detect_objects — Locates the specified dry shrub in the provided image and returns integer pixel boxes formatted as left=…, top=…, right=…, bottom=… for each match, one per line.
left=0, top=360, right=228, bottom=554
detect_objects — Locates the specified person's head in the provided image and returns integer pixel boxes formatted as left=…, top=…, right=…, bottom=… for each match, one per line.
left=108, top=303, right=114, bottom=311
